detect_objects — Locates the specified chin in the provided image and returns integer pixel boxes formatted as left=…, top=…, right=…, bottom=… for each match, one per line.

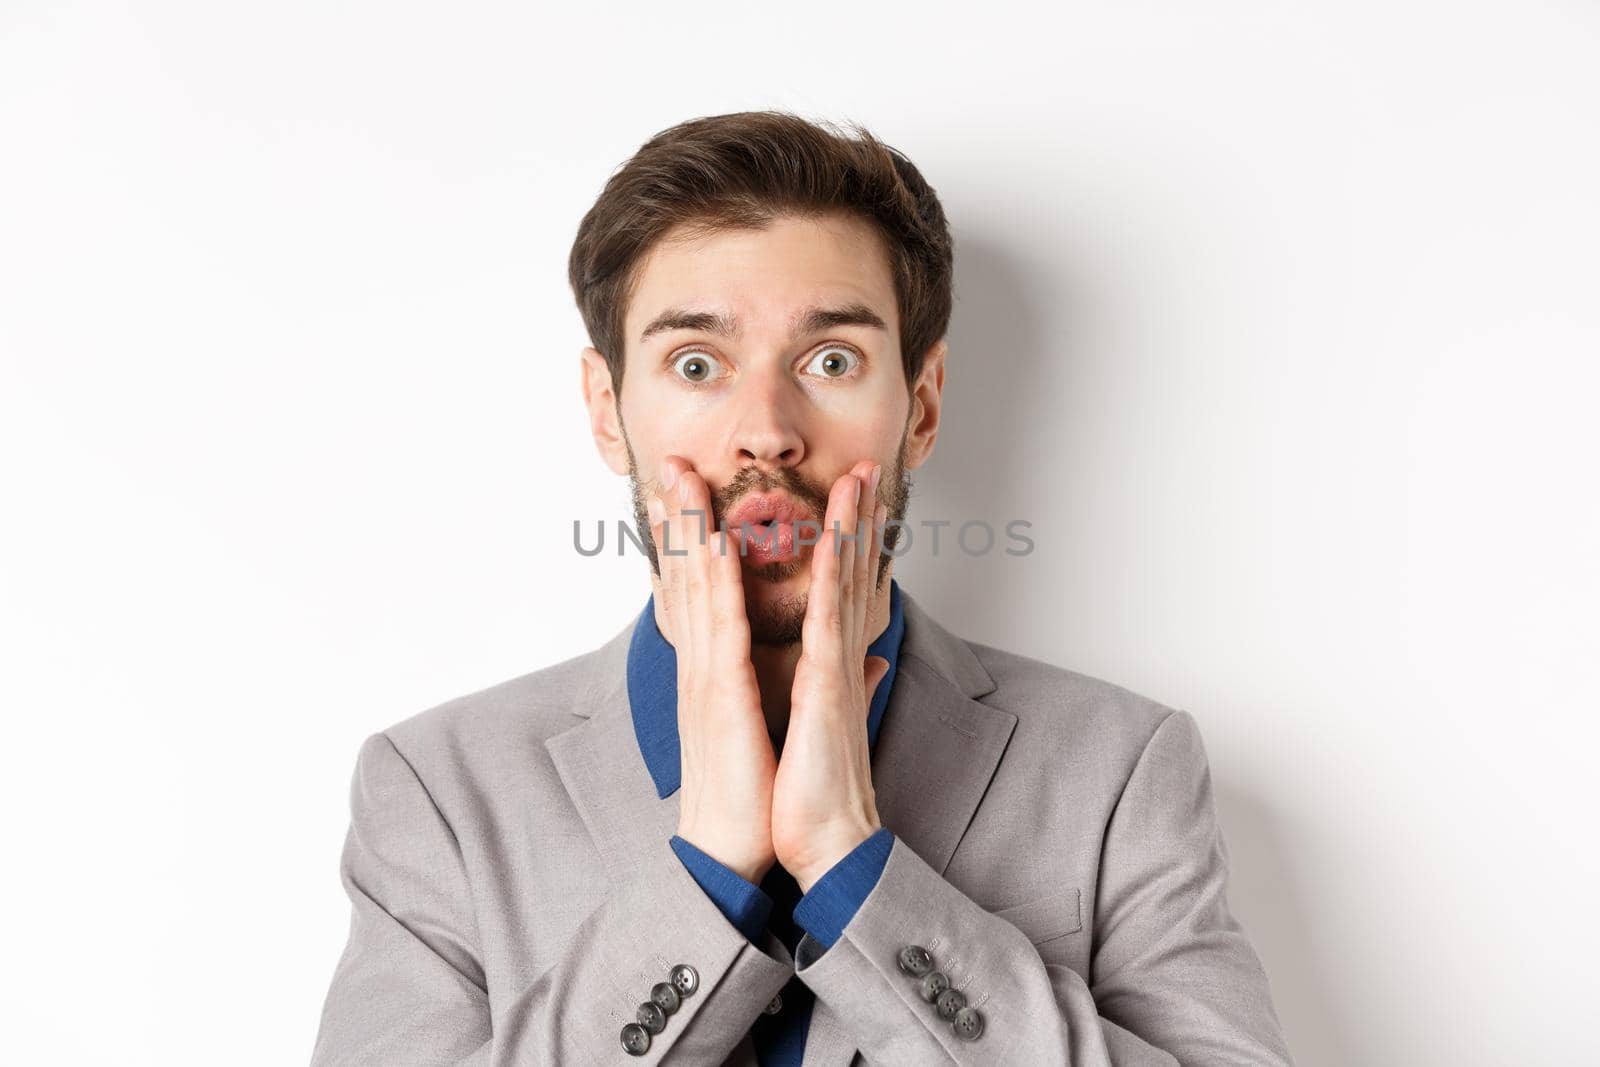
left=738, top=550, right=812, bottom=587
left=742, top=565, right=810, bottom=646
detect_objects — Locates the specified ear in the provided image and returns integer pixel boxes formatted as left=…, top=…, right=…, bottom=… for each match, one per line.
left=580, top=346, right=632, bottom=476
left=903, top=338, right=947, bottom=470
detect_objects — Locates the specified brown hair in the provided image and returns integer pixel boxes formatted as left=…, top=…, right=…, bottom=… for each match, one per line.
left=567, top=110, right=953, bottom=397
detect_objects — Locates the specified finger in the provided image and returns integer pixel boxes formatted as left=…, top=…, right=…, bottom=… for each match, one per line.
left=676, top=467, right=715, bottom=675
left=658, top=456, right=689, bottom=660
left=836, top=461, right=875, bottom=656
left=647, top=489, right=668, bottom=595
left=803, top=478, right=846, bottom=648
left=851, top=463, right=880, bottom=645
left=805, top=469, right=859, bottom=652
left=709, top=520, right=751, bottom=661
left=837, top=469, right=862, bottom=609
left=864, top=654, right=892, bottom=700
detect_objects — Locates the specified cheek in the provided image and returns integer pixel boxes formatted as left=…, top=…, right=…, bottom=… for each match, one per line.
left=812, top=402, right=905, bottom=457
left=820, top=381, right=908, bottom=443
left=622, top=387, right=716, bottom=454
left=813, top=433, right=903, bottom=482
left=634, top=425, right=710, bottom=474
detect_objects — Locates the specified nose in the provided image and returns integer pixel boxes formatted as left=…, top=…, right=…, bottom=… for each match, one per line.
left=728, top=367, right=805, bottom=469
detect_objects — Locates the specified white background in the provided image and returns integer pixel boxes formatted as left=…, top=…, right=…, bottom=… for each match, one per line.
left=2, top=2, right=1596, bottom=1063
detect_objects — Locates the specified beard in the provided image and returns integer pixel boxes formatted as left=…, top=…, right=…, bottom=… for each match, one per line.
left=620, top=420, right=913, bottom=648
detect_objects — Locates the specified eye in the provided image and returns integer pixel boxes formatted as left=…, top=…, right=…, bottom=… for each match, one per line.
left=803, top=344, right=861, bottom=380
left=670, top=350, right=725, bottom=385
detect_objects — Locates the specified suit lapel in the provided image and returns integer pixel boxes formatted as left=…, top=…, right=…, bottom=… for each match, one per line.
left=544, top=616, right=682, bottom=887
left=865, top=589, right=1011, bottom=879
left=544, top=589, right=1017, bottom=1067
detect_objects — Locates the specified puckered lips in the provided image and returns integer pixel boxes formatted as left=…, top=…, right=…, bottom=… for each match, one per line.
left=723, top=492, right=816, bottom=563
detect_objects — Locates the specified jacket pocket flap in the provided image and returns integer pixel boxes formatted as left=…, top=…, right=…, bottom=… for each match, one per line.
left=991, top=888, right=1082, bottom=945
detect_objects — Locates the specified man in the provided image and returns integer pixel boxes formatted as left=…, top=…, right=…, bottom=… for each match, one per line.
left=311, top=111, right=1294, bottom=1065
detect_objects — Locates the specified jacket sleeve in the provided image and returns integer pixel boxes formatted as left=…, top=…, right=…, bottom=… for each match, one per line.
left=310, top=732, right=794, bottom=1066
left=789, top=710, right=1295, bottom=1066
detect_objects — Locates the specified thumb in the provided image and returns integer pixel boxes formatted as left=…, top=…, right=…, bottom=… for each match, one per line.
left=864, top=655, right=892, bottom=699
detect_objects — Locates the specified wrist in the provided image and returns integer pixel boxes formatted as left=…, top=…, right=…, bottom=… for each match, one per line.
left=675, top=827, right=773, bottom=884
left=790, top=822, right=880, bottom=892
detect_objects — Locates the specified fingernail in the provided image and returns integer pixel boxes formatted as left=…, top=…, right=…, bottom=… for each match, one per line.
left=661, top=461, right=678, bottom=490
left=646, top=494, right=663, bottom=525
left=870, top=464, right=882, bottom=495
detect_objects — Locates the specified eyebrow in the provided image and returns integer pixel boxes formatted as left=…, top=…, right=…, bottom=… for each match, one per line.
left=638, top=302, right=889, bottom=344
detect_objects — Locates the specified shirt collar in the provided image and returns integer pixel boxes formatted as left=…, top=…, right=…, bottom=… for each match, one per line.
left=627, top=577, right=907, bottom=799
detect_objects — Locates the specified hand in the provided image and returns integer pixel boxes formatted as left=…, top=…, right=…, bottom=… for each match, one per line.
left=651, top=455, right=779, bottom=885
left=770, top=459, right=892, bottom=892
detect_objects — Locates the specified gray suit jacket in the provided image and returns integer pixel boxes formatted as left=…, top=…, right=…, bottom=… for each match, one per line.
left=311, top=587, right=1294, bottom=1066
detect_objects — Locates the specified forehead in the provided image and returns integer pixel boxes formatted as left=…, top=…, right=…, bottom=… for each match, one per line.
left=624, top=212, right=898, bottom=342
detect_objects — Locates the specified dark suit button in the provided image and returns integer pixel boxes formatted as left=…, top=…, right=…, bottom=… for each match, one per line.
left=621, top=1022, right=651, bottom=1055
left=897, top=944, right=933, bottom=977
left=650, top=981, right=681, bottom=1014
left=762, top=992, right=783, bottom=1015
left=637, top=1000, right=667, bottom=1034
left=670, top=962, right=700, bottom=996
left=918, top=970, right=950, bottom=1002
left=953, top=1005, right=985, bottom=1041
left=935, top=987, right=967, bottom=1020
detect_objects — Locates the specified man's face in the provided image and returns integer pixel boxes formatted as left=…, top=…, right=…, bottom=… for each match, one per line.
left=587, top=211, right=935, bottom=647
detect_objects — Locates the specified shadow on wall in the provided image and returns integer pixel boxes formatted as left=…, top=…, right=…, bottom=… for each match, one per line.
left=1216, top=780, right=1344, bottom=1064
left=897, top=229, right=1065, bottom=613
left=926, top=227, right=1339, bottom=1063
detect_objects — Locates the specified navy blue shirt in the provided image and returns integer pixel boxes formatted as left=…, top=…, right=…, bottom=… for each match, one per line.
left=626, top=577, right=907, bottom=1066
